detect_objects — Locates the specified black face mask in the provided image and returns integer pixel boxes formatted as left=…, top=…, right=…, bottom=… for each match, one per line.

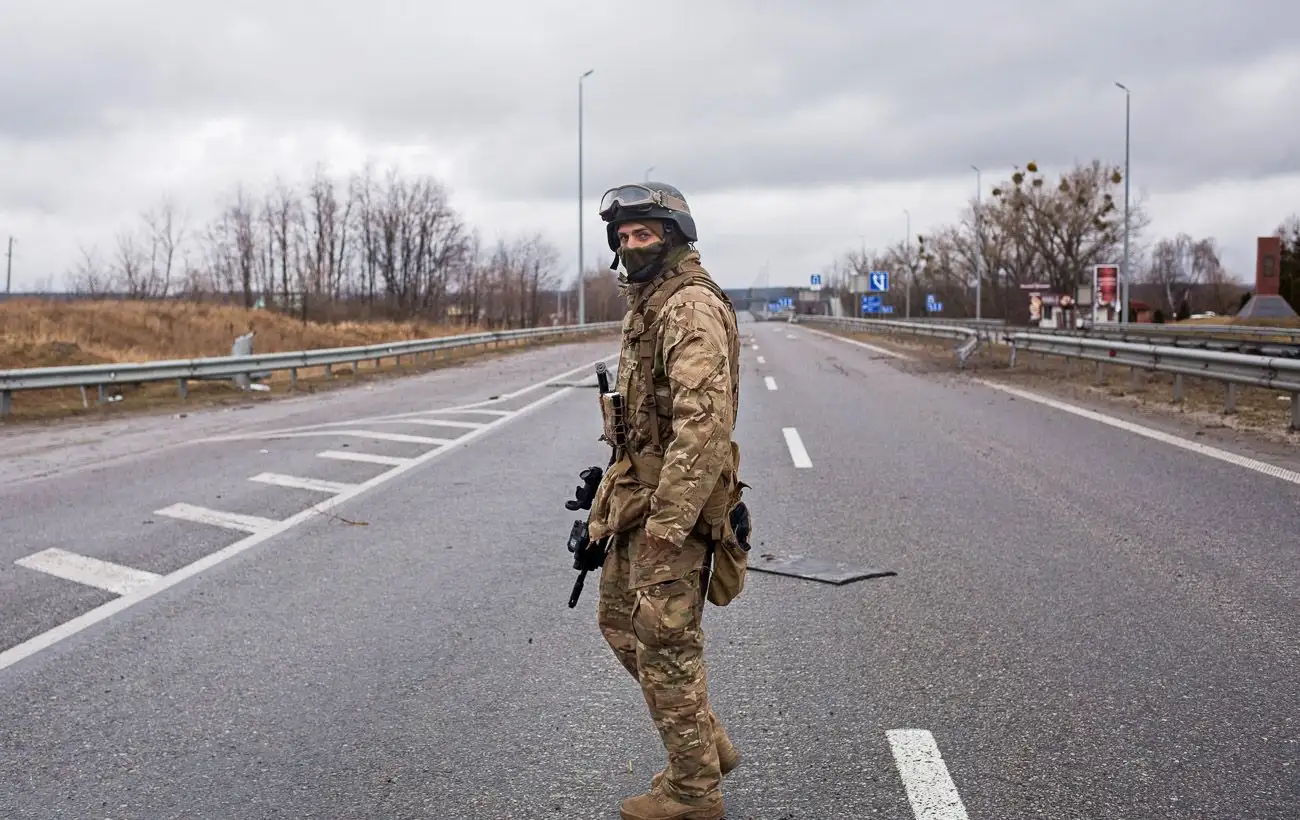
left=618, top=240, right=669, bottom=283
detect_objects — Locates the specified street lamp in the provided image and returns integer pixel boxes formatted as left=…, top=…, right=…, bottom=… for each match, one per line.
left=972, top=165, right=982, bottom=321
left=1116, top=81, right=1131, bottom=325
left=578, top=68, right=594, bottom=326
left=644, top=166, right=655, bottom=182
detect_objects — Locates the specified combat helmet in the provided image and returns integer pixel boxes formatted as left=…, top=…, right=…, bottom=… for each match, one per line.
left=597, top=182, right=698, bottom=252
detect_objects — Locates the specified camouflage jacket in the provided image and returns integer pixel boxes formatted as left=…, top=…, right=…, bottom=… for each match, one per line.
left=588, top=248, right=742, bottom=587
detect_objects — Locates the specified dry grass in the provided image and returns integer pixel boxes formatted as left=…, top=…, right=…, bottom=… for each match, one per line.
left=0, top=299, right=611, bottom=424
left=833, top=330, right=1300, bottom=442
left=0, top=298, right=465, bottom=368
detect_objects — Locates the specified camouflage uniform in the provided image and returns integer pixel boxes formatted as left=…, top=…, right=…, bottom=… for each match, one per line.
left=587, top=238, right=743, bottom=814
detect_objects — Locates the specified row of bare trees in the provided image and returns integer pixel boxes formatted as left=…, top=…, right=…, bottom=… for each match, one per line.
left=819, top=158, right=1244, bottom=320
left=67, top=163, right=625, bottom=326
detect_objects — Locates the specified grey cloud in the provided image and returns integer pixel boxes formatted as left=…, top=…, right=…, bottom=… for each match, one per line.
left=1, top=0, right=1298, bottom=284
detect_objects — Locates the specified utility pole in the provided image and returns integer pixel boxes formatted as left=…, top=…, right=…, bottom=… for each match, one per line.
left=1116, top=81, right=1131, bottom=325
left=972, top=166, right=982, bottom=321
left=577, top=69, right=594, bottom=326
left=4, top=237, right=13, bottom=297
left=903, top=209, right=912, bottom=318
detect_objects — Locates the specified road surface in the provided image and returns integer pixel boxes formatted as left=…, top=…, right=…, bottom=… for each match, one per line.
left=2, top=321, right=1297, bottom=819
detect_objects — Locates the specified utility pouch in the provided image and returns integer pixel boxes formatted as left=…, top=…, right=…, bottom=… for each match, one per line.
left=599, top=391, right=627, bottom=450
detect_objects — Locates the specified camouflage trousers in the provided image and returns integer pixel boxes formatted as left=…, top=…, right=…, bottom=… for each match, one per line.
left=597, top=529, right=723, bottom=804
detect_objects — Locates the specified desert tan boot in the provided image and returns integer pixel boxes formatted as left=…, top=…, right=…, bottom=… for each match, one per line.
left=619, top=788, right=724, bottom=820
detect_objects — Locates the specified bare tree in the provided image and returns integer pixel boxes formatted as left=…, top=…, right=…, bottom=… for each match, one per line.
left=1141, top=233, right=1224, bottom=316
left=67, top=245, right=114, bottom=296
left=142, top=195, right=186, bottom=298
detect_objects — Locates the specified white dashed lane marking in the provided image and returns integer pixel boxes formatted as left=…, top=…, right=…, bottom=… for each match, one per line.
left=887, top=729, right=970, bottom=820
left=397, top=419, right=487, bottom=430
left=764, top=376, right=778, bottom=391
left=15, top=549, right=161, bottom=597
left=756, top=356, right=766, bottom=364
left=257, top=430, right=453, bottom=445
left=153, top=502, right=279, bottom=534
left=317, top=450, right=411, bottom=467
left=248, top=473, right=357, bottom=494
left=782, top=427, right=812, bottom=468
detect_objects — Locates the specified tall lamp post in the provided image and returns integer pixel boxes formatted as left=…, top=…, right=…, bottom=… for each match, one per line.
left=577, top=68, right=594, bottom=325
left=644, top=166, right=655, bottom=182
left=971, top=165, right=981, bottom=321
left=1116, top=81, right=1131, bottom=325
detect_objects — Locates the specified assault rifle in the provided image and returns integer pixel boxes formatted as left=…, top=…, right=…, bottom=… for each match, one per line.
left=565, top=361, right=625, bottom=608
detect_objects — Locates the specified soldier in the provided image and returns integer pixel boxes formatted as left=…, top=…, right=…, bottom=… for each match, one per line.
left=586, top=182, right=745, bottom=820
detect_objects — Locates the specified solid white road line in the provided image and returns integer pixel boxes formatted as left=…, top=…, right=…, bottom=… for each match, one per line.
left=973, top=379, right=1300, bottom=487
left=0, top=354, right=618, bottom=673
left=801, top=323, right=1300, bottom=487
left=782, top=427, right=812, bottom=468
left=802, top=325, right=914, bottom=359
left=248, top=472, right=357, bottom=494
left=887, top=729, right=970, bottom=820
left=764, top=376, right=778, bottom=391
left=317, top=450, right=411, bottom=467
left=153, top=502, right=279, bottom=534
left=15, top=549, right=161, bottom=597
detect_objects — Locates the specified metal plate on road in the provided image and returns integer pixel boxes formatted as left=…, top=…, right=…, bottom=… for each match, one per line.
left=749, top=553, right=896, bottom=585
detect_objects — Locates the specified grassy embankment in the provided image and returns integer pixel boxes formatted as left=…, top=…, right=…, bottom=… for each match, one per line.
left=0, top=299, right=597, bottom=422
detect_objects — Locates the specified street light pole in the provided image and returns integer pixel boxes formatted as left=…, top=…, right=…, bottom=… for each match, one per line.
left=644, top=166, right=655, bottom=182
left=972, top=165, right=981, bottom=321
left=578, top=69, right=594, bottom=326
left=4, top=236, right=13, bottom=297
left=1116, top=81, right=1131, bottom=325
left=903, top=208, right=911, bottom=318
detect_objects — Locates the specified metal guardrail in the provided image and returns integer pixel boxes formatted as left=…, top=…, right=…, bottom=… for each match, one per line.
left=793, top=315, right=1300, bottom=431
left=1010, top=332, right=1300, bottom=431
left=0, top=322, right=621, bottom=417
left=795, top=315, right=983, bottom=367
left=1053, top=324, right=1300, bottom=355
left=1096, top=322, right=1300, bottom=343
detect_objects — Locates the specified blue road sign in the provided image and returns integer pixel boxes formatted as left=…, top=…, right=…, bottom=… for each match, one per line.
left=862, top=295, right=882, bottom=313
left=868, top=271, right=889, bottom=292
left=926, top=293, right=937, bottom=310
left=810, top=274, right=822, bottom=287
left=881, top=305, right=895, bottom=314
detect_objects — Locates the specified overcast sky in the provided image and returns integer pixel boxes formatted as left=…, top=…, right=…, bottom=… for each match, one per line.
left=2, top=0, right=1299, bottom=293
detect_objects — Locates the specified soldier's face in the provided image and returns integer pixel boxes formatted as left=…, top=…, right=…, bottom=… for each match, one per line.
left=616, top=221, right=662, bottom=250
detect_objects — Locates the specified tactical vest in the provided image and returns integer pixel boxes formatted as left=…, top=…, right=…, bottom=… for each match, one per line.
left=618, top=256, right=743, bottom=544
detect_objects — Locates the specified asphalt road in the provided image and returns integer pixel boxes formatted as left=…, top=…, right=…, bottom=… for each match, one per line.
left=2, top=319, right=1298, bottom=819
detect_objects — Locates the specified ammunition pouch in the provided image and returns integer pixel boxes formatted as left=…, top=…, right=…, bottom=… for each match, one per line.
left=598, top=391, right=627, bottom=451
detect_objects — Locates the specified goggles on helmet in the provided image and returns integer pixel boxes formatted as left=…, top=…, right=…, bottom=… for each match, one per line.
left=598, top=185, right=690, bottom=220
